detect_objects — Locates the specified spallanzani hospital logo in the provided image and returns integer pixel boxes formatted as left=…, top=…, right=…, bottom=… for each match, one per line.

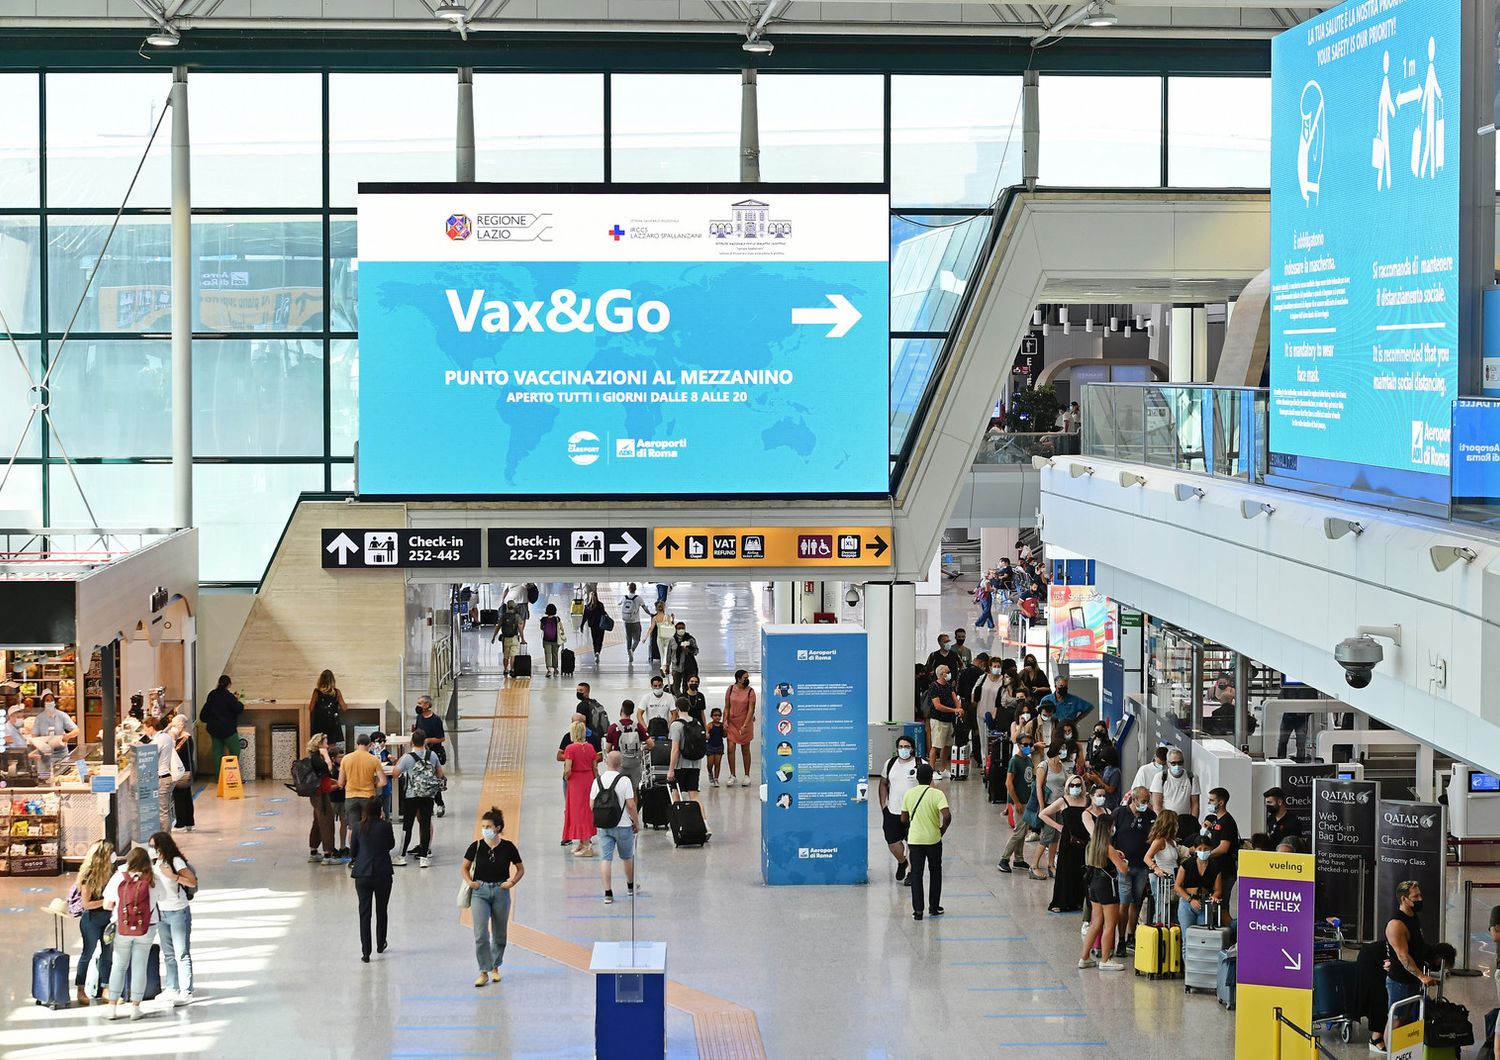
left=709, top=199, right=793, bottom=240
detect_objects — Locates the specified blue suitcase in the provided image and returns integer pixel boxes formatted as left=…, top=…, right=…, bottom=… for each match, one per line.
left=32, top=917, right=70, bottom=1009
left=1216, top=944, right=1237, bottom=1009
left=119, top=943, right=162, bottom=1002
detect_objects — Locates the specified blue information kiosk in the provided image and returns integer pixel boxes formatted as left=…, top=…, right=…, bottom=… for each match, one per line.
left=590, top=941, right=666, bottom=1059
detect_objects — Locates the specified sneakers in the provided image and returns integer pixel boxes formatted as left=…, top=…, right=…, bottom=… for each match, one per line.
left=929, top=907, right=945, bottom=917
left=418, top=856, right=431, bottom=869
left=626, top=882, right=636, bottom=895
left=1098, top=960, right=1125, bottom=971
left=997, top=859, right=1013, bottom=873
left=895, top=860, right=908, bottom=882
left=392, top=855, right=408, bottom=866
left=308, top=851, right=321, bottom=863
left=709, top=778, right=719, bottom=788
left=435, top=805, right=446, bottom=818
left=604, top=891, right=614, bottom=905
left=321, top=856, right=339, bottom=865
left=1077, top=958, right=1097, bottom=969
left=912, top=911, right=924, bottom=921
left=128, top=1003, right=144, bottom=1020
left=474, top=973, right=489, bottom=988
left=489, top=969, right=503, bottom=983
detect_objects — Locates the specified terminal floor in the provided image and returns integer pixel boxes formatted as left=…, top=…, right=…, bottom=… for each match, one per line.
left=0, top=582, right=1496, bottom=1059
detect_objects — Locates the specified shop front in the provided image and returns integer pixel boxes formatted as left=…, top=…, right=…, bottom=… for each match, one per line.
left=0, top=529, right=198, bottom=874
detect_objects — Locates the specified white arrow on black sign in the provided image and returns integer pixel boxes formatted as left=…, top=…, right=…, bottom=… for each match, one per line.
left=610, top=531, right=642, bottom=564
left=791, top=294, right=862, bottom=339
left=326, top=532, right=360, bottom=566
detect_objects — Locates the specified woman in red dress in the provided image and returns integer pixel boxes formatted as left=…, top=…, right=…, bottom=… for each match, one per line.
left=562, top=720, right=599, bottom=857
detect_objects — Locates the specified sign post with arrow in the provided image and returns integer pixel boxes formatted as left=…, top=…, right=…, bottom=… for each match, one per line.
left=651, top=526, right=893, bottom=569
left=1235, top=850, right=1315, bottom=1056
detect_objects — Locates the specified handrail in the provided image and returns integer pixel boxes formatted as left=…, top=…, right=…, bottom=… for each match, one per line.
left=1271, top=1007, right=1339, bottom=1060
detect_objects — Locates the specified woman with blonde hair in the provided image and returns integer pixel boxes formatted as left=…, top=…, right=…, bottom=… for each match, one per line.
left=72, top=839, right=115, bottom=1005
left=304, top=733, right=339, bottom=864
left=561, top=719, right=599, bottom=857
left=1079, top=811, right=1129, bottom=972
left=649, top=600, right=674, bottom=675
left=308, top=668, right=347, bottom=749
left=103, top=847, right=160, bottom=1020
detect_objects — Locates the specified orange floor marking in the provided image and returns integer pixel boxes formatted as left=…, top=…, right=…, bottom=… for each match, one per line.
left=467, top=679, right=767, bottom=1059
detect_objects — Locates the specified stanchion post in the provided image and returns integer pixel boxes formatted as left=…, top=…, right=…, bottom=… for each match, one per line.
left=1271, top=1007, right=1283, bottom=1060
left=1452, top=879, right=1483, bottom=976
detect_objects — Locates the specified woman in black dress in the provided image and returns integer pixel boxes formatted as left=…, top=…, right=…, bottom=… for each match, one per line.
left=1040, top=775, right=1091, bottom=912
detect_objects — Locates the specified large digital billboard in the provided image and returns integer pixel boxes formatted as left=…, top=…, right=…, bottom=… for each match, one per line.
left=356, top=186, right=890, bottom=497
left=1268, top=0, right=1460, bottom=507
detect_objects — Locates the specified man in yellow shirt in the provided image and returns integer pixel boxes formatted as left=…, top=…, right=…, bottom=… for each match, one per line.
left=900, top=762, right=952, bottom=921
left=339, top=732, right=387, bottom=836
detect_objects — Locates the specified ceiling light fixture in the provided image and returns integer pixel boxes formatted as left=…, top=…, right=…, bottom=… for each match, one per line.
left=742, top=37, right=774, bottom=54
left=145, top=25, right=180, bottom=45
left=1033, top=309, right=1043, bottom=326
left=1109, top=315, right=1119, bottom=332
left=1082, top=4, right=1119, bottom=26
left=434, top=1, right=469, bottom=21
left=1085, top=319, right=1094, bottom=333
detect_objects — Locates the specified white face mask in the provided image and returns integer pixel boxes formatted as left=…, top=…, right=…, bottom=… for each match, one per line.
left=898, top=747, right=913, bottom=760
left=1067, top=786, right=1084, bottom=797
left=1093, top=795, right=1107, bottom=807
left=481, top=827, right=497, bottom=842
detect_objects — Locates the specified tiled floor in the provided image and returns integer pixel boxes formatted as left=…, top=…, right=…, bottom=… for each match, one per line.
left=0, top=581, right=1493, bottom=1058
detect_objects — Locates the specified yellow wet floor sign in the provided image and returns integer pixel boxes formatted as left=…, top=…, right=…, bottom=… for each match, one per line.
left=217, top=755, right=244, bottom=799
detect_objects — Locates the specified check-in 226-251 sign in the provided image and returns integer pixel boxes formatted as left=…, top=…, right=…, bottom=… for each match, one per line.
left=321, top=528, right=482, bottom=569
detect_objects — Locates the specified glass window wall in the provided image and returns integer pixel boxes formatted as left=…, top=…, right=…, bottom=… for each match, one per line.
left=474, top=74, right=604, bottom=182
left=0, top=74, right=40, bottom=207
left=1038, top=76, right=1162, bottom=186
left=611, top=75, right=739, bottom=182
left=190, top=73, right=323, bottom=207
left=45, top=73, right=172, bottom=208
left=758, top=75, right=884, bottom=183
left=329, top=74, right=457, bottom=205
left=892, top=75, right=1022, bottom=207
left=1167, top=77, right=1271, bottom=187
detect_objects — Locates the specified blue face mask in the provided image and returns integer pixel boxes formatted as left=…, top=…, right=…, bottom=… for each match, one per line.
left=1196, top=850, right=1211, bottom=862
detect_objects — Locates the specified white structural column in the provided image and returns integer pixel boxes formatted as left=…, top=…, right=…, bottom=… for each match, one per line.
left=457, top=68, right=475, bottom=182
left=1191, top=307, right=1209, bottom=381
left=772, top=580, right=794, bottom=624
left=740, top=68, right=760, bottom=182
left=864, top=582, right=916, bottom=725
left=1021, top=70, right=1039, bottom=189
left=1169, top=306, right=1193, bottom=383
left=170, top=68, right=192, bottom=529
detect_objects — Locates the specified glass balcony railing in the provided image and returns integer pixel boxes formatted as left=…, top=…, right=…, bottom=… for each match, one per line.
left=974, top=430, right=1081, bottom=464
left=1081, top=382, right=1268, bottom=484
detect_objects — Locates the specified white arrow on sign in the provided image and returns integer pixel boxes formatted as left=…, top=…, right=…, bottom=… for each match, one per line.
left=610, top=531, right=642, bottom=564
left=792, top=294, right=862, bottom=339
left=326, top=532, right=360, bottom=566
left=1281, top=949, right=1303, bottom=972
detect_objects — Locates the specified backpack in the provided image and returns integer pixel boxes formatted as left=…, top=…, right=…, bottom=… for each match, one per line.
left=500, top=609, right=519, bottom=638
left=592, top=774, right=627, bottom=829
left=289, top=755, right=322, bottom=797
left=679, top=717, right=707, bottom=760
left=588, top=701, right=611, bottom=741
left=618, top=723, right=644, bottom=771
left=116, top=872, right=152, bottom=937
left=404, top=749, right=443, bottom=799
left=179, top=858, right=198, bottom=901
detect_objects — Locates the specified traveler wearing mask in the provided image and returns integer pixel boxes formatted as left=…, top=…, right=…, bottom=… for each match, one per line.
left=678, top=677, right=707, bottom=728
left=1150, top=748, right=1200, bottom=837
left=1035, top=702, right=1057, bottom=748
left=348, top=801, right=395, bottom=963
left=1131, top=745, right=1169, bottom=794
left=1205, top=787, right=1241, bottom=904
left=413, top=695, right=448, bottom=817
left=1039, top=774, right=1091, bottom=912
left=1086, top=720, right=1112, bottom=767
left=958, top=651, right=987, bottom=766
left=723, top=670, right=757, bottom=787
left=1079, top=812, right=1129, bottom=971
left=1040, top=677, right=1092, bottom=726
left=879, top=735, right=926, bottom=883
left=950, top=628, right=973, bottom=668
left=926, top=665, right=963, bottom=781
left=998, top=736, right=1037, bottom=873
left=1112, top=786, right=1157, bottom=952
left=1019, top=655, right=1051, bottom=697
left=462, top=807, right=524, bottom=988
left=900, top=762, right=951, bottom=920
left=1083, top=742, right=1122, bottom=811
left=669, top=623, right=700, bottom=697
left=1384, top=881, right=1436, bottom=1030
left=1263, top=786, right=1304, bottom=848
left=924, top=635, right=958, bottom=678
left=1010, top=695, right=1040, bottom=747
left=974, top=658, right=1008, bottom=732
left=638, top=673, right=675, bottom=727
left=1174, top=834, right=1223, bottom=926
left=1034, top=732, right=1075, bottom=880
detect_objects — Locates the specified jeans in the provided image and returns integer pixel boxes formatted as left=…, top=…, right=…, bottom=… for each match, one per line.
left=356, top=876, right=391, bottom=958
left=1277, top=713, right=1311, bottom=759
left=624, top=621, right=642, bottom=654
left=1178, top=898, right=1209, bottom=928
left=471, top=882, right=511, bottom=971
left=345, top=797, right=372, bottom=834
left=401, top=795, right=434, bottom=857
left=598, top=824, right=635, bottom=862
left=1386, top=977, right=1422, bottom=1026
left=106, top=926, right=157, bottom=1004
left=158, top=905, right=193, bottom=994
left=976, top=598, right=995, bottom=629
left=76, top=907, right=112, bottom=990
left=910, top=841, right=943, bottom=913
left=1116, top=866, right=1151, bottom=906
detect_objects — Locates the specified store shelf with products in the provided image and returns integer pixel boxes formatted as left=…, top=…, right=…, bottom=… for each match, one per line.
left=3, top=649, right=80, bottom=717
left=82, top=648, right=120, bottom=744
left=4, top=791, right=61, bottom=876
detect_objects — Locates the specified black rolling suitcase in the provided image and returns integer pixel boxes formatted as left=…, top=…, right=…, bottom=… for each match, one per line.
left=668, top=785, right=709, bottom=847
left=641, top=780, right=671, bottom=830
left=647, top=717, right=672, bottom=770
left=32, top=915, right=69, bottom=1010
left=560, top=647, right=576, bottom=676
left=985, top=731, right=1008, bottom=803
left=511, top=651, right=532, bottom=678
left=120, top=944, right=162, bottom=1002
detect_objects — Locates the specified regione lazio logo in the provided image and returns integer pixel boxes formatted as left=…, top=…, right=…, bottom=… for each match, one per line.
left=567, top=431, right=601, bottom=466
left=445, top=214, right=472, bottom=241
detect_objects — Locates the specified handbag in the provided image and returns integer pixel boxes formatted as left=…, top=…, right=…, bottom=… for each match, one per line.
left=456, top=879, right=473, bottom=909
left=318, top=775, right=336, bottom=795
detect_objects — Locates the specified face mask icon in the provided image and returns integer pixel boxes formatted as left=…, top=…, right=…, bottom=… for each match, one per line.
left=1298, top=80, right=1325, bottom=206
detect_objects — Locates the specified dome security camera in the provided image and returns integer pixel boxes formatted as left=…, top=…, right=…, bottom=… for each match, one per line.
left=1334, top=635, right=1383, bottom=689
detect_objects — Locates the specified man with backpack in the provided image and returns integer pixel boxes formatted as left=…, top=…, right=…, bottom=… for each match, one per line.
left=638, top=673, right=675, bottom=727
left=667, top=699, right=709, bottom=828
left=619, top=584, right=645, bottom=662
left=590, top=750, right=642, bottom=904
left=394, top=731, right=445, bottom=868
left=576, top=683, right=608, bottom=751
left=413, top=696, right=448, bottom=818
left=492, top=602, right=522, bottom=676
left=606, top=701, right=652, bottom=794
